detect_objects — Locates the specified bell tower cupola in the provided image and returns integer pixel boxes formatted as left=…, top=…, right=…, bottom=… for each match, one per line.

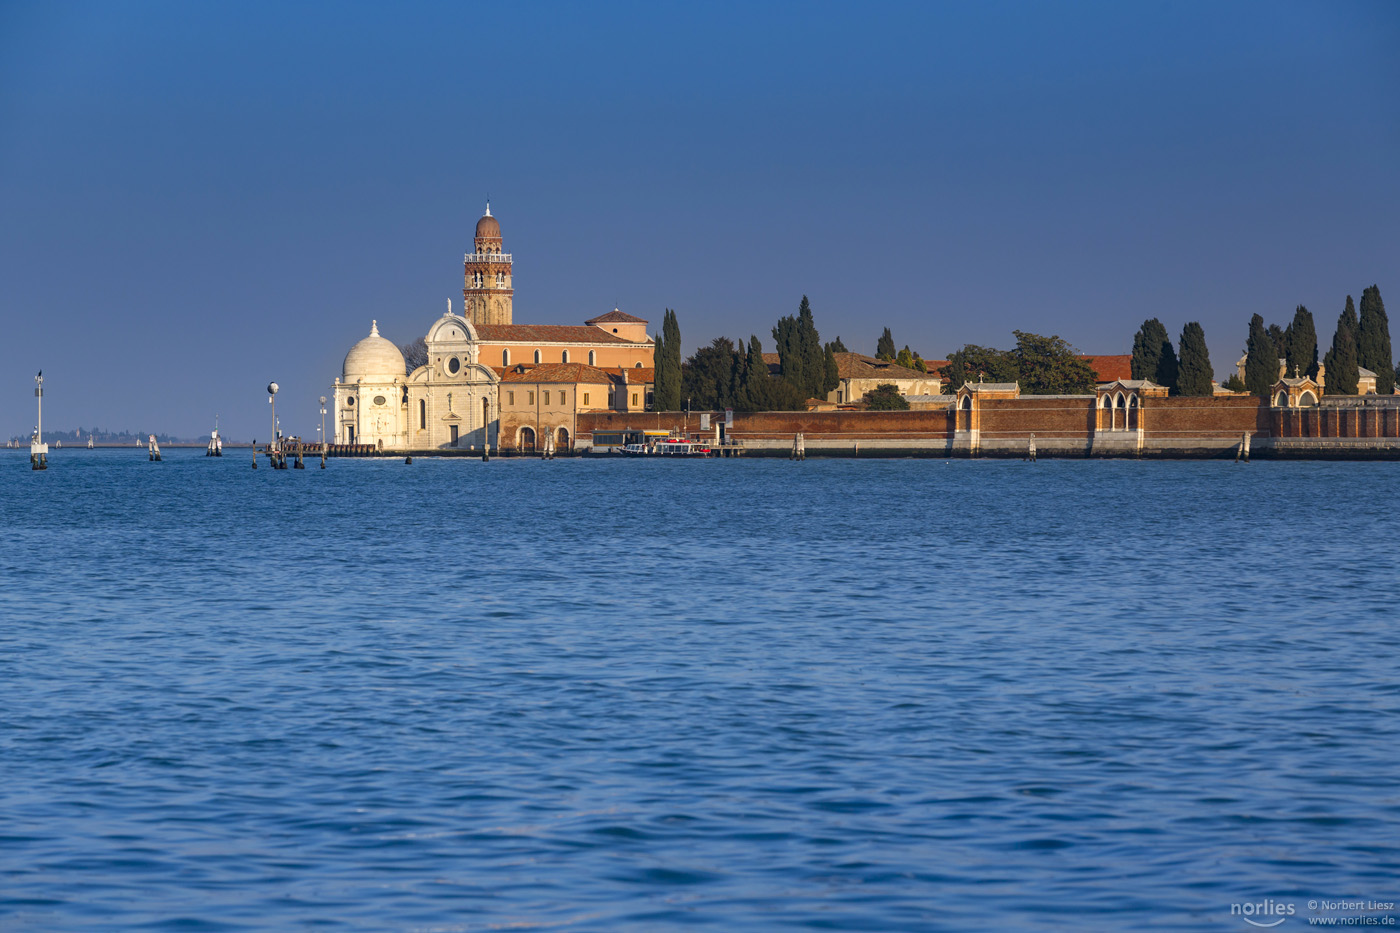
left=463, top=202, right=513, bottom=326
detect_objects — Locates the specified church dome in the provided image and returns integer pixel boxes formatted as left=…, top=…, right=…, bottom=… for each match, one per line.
left=343, top=320, right=404, bottom=381
left=475, top=206, right=501, bottom=241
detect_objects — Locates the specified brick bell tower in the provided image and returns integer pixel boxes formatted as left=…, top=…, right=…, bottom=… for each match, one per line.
left=463, top=203, right=513, bottom=326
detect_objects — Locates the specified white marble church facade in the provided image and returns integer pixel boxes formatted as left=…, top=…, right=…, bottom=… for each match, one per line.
left=333, top=309, right=499, bottom=451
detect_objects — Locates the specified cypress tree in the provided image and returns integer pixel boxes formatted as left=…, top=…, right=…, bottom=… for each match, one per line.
left=1156, top=340, right=1179, bottom=393
left=896, top=346, right=915, bottom=369
left=876, top=327, right=895, bottom=360
left=652, top=324, right=668, bottom=409
left=1131, top=318, right=1169, bottom=381
left=652, top=309, right=684, bottom=411
left=1285, top=305, right=1318, bottom=380
left=1357, top=285, right=1393, bottom=394
left=1176, top=322, right=1215, bottom=396
left=665, top=311, right=683, bottom=402
left=796, top=296, right=824, bottom=398
left=1266, top=323, right=1287, bottom=360
left=1323, top=298, right=1360, bottom=395
left=772, top=313, right=803, bottom=397
left=1130, top=318, right=1178, bottom=390
left=1244, top=313, right=1278, bottom=397
left=828, top=336, right=849, bottom=353
left=822, top=344, right=839, bottom=398
left=738, top=336, right=773, bottom=411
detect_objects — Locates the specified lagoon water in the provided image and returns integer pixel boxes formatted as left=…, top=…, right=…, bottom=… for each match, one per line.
left=2, top=449, right=1398, bottom=931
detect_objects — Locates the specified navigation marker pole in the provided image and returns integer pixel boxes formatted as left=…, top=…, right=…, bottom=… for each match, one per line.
left=319, top=397, right=327, bottom=468
left=30, top=371, right=48, bottom=471
left=268, top=382, right=286, bottom=469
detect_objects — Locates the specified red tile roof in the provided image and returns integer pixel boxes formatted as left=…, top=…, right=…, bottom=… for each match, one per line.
left=476, top=324, right=648, bottom=344
left=497, top=363, right=615, bottom=384
left=492, top=363, right=655, bottom=387
left=619, top=366, right=655, bottom=385
left=832, top=352, right=933, bottom=381
left=1081, top=355, right=1132, bottom=382
left=584, top=309, right=649, bottom=325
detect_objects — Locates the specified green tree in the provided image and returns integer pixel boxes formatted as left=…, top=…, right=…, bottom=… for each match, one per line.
left=875, top=327, right=895, bottom=361
left=735, top=336, right=807, bottom=411
left=822, top=344, right=840, bottom=398
left=1131, top=319, right=1169, bottom=381
left=828, top=335, right=849, bottom=353
left=896, top=345, right=915, bottom=369
left=912, top=351, right=928, bottom=373
left=772, top=314, right=802, bottom=397
left=652, top=309, right=683, bottom=410
left=1154, top=338, right=1180, bottom=392
left=770, top=377, right=810, bottom=410
left=1012, top=331, right=1098, bottom=395
left=1285, top=305, right=1318, bottom=380
left=1323, top=298, right=1360, bottom=395
left=862, top=383, right=910, bottom=410
left=1266, top=323, right=1287, bottom=360
left=1244, top=314, right=1278, bottom=397
left=797, top=296, right=824, bottom=397
left=1125, top=316, right=1181, bottom=383
left=1176, top=322, right=1215, bottom=396
left=680, top=337, right=740, bottom=410
left=1357, top=285, right=1393, bottom=394
left=651, top=319, right=668, bottom=409
left=939, top=344, right=1017, bottom=391
left=773, top=296, right=826, bottom=399
left=737, top=336, right=772, bottom=411
left=1223, top=373, right=1247, bottom=392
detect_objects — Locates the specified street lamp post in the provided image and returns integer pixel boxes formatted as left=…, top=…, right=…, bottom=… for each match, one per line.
left=267, top=382, right=280, bottom=468
left=31, top=371, right=48, bottom=470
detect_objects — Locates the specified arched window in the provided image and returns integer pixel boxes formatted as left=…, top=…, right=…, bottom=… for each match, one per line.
left=534, top=349, right=542, bottom=364
left=419, top=398, right=426, bottom=429
left=1299, top=391, right=1318, bottom=407
left=635, top=362, right=642, bottom=368
left=502, top=349, right=510, bottom=366
left=1276, top=391, right=1289, bottom=407
left=588, top=350, right=596, bottom=366
left=561, top=350, right=570, bottom=364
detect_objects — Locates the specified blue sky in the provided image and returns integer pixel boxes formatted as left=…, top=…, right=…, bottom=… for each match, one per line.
left=2, top=0, right=1396, bottom=439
